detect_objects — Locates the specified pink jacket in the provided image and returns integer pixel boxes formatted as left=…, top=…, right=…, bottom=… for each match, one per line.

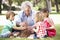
left=44, top=18, right=56, bottom=37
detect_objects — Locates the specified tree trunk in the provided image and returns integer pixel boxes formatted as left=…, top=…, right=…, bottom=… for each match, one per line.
left=33, top=0, right=40, bottom=7
left=46, top=0, right=52, bottom=13
left=33, top=0, right=37, bottom=7
left=9, top=0, right=12, bottom=10
left=33, top=0, right=35, bottom=7
left=55, top=0, right=59, bottom=12
left=0, top=0, right=2, bottom=14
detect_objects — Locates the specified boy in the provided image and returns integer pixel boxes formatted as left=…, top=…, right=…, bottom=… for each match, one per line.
left=0, top=11, right=26, bottom=38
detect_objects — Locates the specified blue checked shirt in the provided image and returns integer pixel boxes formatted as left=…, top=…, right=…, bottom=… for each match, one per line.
left=16, top=10, right=36, bottom=26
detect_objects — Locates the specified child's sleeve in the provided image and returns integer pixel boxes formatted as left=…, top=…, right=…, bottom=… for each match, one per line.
left=49, top=18, right=54, bottom=25
left=32, top=24, right=36, bottom=28
left=6, top=22, right=14, bottom=28
left=32, top=23, right=38, bottom=32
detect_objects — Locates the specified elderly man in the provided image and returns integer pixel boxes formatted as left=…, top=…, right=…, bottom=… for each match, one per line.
left=16, top=1, right=36, bottom=27
left=14, top=1, right=37, bottom=38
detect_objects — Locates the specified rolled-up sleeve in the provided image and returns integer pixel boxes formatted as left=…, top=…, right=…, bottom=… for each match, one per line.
left=15, top=11, right=23, bottom=26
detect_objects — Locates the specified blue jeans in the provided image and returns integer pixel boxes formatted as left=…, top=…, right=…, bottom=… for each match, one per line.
left=0, top=31, right=10, bottom=38
left=34, top=32, right=37, bottom=39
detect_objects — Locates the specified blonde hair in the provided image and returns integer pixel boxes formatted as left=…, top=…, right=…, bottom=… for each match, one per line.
left=34, top=11, right=44, bottom=23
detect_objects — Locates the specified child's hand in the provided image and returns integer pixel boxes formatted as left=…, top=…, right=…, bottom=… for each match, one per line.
left=46, top=26, right=55, bottom=30
left=19, top=22, right=28, bottom=26
left=33, top=28, right=38, bottom=32
left=46, top=28, right=50, bottom=30
left=19, top=26, right=27, bottom=30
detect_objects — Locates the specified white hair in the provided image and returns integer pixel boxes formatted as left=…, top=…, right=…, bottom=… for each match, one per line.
left=21, top=1, right=33, bottom=10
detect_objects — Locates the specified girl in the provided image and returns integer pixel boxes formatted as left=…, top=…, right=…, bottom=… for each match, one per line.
left=0, top=11, right=26, bottom=38
left=33, top=11, right=47, bottom=38
left=41, top=8, right=56, bottom=37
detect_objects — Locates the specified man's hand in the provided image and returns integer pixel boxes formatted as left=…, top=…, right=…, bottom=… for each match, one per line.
left=13, top=26, right=27, bottom=30
left=19, top=22, right=28, bottom=27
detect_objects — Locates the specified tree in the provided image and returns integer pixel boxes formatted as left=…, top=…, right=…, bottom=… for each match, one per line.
left=8, top=0, right=13, bottom=10
left=33, top=0, right=40, bottom=7
left=0, top=0, right=2, bottom=14
left=55, top=0, right=59, bottom=12
left=57, top=0, right=60, bottom=4
left=46, top=0, right=52, bottom=13
left=12, top=0, right=25, bottom=5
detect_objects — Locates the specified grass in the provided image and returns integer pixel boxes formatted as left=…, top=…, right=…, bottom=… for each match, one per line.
left=50, top=12, right=60, bottom=14
left=0, top=24, right=60, bottom=40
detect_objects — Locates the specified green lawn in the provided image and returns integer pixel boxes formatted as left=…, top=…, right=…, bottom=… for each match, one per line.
left=0, top=24, right=60, bottom=40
